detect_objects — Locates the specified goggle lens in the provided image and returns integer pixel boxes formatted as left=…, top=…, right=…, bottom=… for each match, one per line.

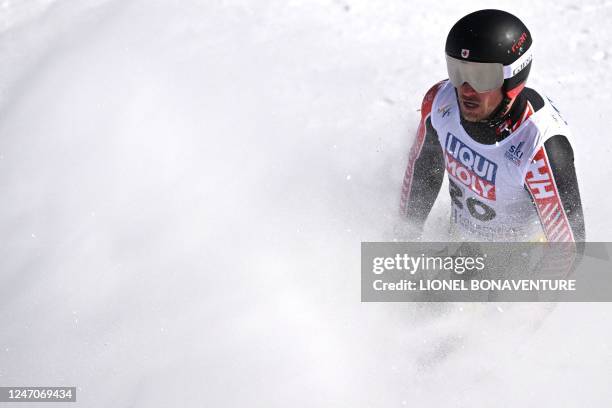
left=445, top=55, right=504, bottom=93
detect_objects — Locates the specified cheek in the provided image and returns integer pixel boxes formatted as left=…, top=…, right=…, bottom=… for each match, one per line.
left=483, top=95, right=497, bottom=109
left=487, top=92, right=503, bottom=105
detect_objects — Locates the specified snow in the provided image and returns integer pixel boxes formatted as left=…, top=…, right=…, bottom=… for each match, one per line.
left=1, top=0, right=611, bottom=406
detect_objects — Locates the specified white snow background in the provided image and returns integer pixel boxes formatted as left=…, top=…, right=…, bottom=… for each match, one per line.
left=1, top=0, right=611, bottom=406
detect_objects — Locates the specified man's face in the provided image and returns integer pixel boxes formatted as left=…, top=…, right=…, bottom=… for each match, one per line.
left=456, top=82, right=504, bottom=122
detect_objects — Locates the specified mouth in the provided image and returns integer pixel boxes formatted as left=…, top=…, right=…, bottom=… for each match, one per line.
left=461, top=99, right=480, bottom=110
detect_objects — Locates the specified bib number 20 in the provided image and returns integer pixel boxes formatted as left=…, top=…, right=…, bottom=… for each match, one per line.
left=449, top=179, right=496, bottom=222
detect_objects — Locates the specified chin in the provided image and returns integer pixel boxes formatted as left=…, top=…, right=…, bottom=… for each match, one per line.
left=460, top=110, right=483, bottom=122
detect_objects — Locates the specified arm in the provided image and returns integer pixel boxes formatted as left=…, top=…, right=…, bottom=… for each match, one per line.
left=399, top=83, right=445, bottom=233
left=525, top=135, right=585, bottom=278
left=525, top=135, right=585, bottom=242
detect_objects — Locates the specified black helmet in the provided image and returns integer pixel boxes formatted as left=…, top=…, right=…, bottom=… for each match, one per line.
left=445, top=9, right=533, bottom=99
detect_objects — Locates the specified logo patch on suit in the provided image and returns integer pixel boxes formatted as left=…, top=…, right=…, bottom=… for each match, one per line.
left=445, top=133, right=497, bottom=200
left=438, top=104, right=452, bottom=118
left=504, top=141, right=525, bottom=166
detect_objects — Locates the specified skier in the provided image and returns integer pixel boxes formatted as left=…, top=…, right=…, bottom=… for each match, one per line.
left=399, top=9, right=585, bottom=243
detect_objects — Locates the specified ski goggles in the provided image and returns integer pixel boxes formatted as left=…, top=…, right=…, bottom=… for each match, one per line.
left=445, top=49, right=533, bottom=93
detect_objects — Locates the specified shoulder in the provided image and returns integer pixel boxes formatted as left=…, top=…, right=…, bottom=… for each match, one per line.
left=544, top=135, right=575, bottom=165
left=522, top=87, right=546, bottom=112
left=525, top=88, right=571, bottom=133
left=523, top=87, right=573, bottom=149
left=419, top=80, right=448, bottom=119
left=527, top=135, right=575, bottom=178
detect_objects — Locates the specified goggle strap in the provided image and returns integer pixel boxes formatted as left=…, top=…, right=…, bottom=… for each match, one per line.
left=503, top=49, right=534, bottom=79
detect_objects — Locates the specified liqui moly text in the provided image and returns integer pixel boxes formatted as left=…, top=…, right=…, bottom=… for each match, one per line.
left=445, top=133, right=498, bottom=200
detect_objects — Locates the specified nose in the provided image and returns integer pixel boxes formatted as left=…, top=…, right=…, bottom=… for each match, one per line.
left=459, top=82, right=478, bottom=96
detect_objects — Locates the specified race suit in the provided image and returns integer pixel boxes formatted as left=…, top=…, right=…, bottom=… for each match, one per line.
left=400, top=80, right=585, bottom=243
